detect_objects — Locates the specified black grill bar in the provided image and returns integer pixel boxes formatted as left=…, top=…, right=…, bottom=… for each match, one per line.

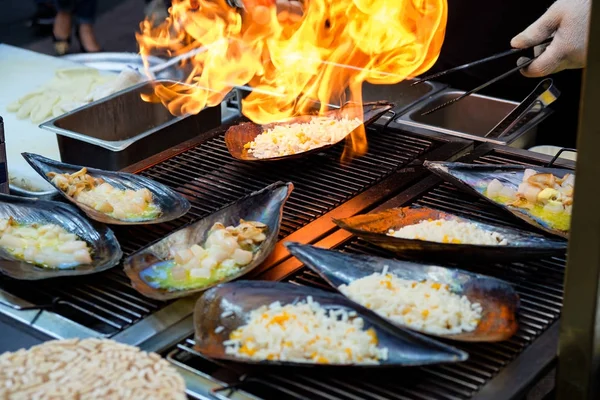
left=164, top=145, right=569, bottom=400
left=0, top=123, right=453, bottom=337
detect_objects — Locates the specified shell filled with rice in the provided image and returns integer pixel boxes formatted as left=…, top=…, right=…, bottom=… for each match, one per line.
left=193, top=280, right=469, bottom=366
left=286, top=242, right=520, bottom=342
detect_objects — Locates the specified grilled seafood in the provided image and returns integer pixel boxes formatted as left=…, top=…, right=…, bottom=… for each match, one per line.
left=0, top=217, right=92, bottom=269
left=47, top=168, right=161, bottom=221
left=144, top=220, right=267, bottom=290
left=486, top=169, right=573, bottom=231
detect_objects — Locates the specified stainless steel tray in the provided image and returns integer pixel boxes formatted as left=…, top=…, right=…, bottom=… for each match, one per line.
left=393, top=89, right=553, bottom=148
left=63, top=53, right=185, bottom=81
left=39, top=80, right=223, bottom=171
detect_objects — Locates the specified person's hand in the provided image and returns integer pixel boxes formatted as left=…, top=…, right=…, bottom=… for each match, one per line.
left=510, top=0, right=590, bottom=77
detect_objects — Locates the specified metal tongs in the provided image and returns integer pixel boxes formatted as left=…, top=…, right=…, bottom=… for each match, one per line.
left=484, top=77, right=560, bottom=138
left=414, top=38, right=553, bottom=116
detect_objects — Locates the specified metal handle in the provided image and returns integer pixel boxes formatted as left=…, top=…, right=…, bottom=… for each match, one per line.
left=0, top=288, right=45, bottom=311
left=412, top=38, right=553, bottom=86
left=546, top=148, right=577, bottom=167
left=484, top=78, right=560, bottom=139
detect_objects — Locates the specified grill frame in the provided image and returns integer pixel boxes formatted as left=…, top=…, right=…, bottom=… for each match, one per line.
left=0, top=117, right=472, bottom=346
left=148, top=143, right=573, bottom=400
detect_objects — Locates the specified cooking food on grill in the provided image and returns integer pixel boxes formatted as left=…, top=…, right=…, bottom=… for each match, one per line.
left=0, top=193, right=121, bottom=280
left=244, top=116, right=361, bottom=159
left=142, top=220, right=267, bottom=290
left=286, top=242, right=520, bottom=342
left=338, top=266, right=482, bottom=335
left=424, top=161, right=573, bottom=238
left=124, top=182, right=293, bottom=300
left=47, top=167, right=161, bottom=221
left=0, top=217, right=92, bottom=269
left=485, top=169, right=573, bottom=230
left=23, top=152, right=190, bottom=225
left=223, top=297, right=388, bottom=364
left=224, top=101, right=394, bottom=161
left=388, top=218, right=508, bottom=245
left=193, top=281, right=469, bottom=366
left=334, top=206, right=566, bottom=262
left=0, top=338, right=186, bottom=400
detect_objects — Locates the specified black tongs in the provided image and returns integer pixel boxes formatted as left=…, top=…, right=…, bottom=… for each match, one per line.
left=415, top=38, right=553, bottom=116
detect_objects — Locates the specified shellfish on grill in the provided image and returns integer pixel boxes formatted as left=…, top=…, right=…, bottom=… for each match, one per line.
left=193, top=280, right=469, bottom=367
left=286, top=242, right=520, bottom=342
left=424, top=161, right=573, bottom=238
left=333, top=205, right=566, bottom=262
left=22, top=152, right=190, bottom=225
left=0, top=194, right=121, bottom=280
left=124, top=182, right=293, bottom=300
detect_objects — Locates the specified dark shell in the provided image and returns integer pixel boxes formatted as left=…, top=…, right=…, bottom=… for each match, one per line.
left=123, top=182, right=293, bottom=300
left=333, top=206, right=566, bottom=263
left=22, top=153, right=191, bottom=225
left=424, top=161, right=572, bottom=238
left=0, top=193, right=122, bottom=280
left=193, top=280, right=468, bottom=367
left=224, top=101, right=394, bottom=161
left=285, top=242, right=519, bottom=342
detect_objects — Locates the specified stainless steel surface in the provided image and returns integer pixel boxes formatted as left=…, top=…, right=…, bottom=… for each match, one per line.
left=0, top=291, right=197, bottom=346
left=39, top=80, right=223, bottom=170
left=556, top=0, right=600, bottom=398
left=0, top=117, right=8, bottom=194
left=41, top=80, right=202, bottom=152
left=395, top=89, right=552, bottom=148
left=8, top=185, right=57, bottom=199
left=63, top=52, right=186, bottom=81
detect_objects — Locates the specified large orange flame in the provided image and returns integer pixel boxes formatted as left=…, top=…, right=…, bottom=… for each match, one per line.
left=137, top=0, right=447, bottom=161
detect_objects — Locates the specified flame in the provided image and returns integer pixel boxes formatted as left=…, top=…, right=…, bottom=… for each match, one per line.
left=137, top=0, right=447, bottom=161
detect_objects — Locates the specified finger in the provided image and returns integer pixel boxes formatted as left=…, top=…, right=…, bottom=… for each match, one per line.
left=519, top=43, right=563, bottom=77
left=511, top=6, right=561, bottom=49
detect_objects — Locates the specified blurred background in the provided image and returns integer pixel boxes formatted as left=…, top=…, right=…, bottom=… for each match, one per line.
left=0, top=0, right=152, bottom=55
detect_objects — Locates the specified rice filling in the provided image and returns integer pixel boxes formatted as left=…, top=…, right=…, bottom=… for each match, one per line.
left=223, top=296, right=388, bottom=364
left=388, top=218, right=508, bottom=246
left=245, top=116, right=362, bottom=158
left=338, top=266, right=482, bottom=335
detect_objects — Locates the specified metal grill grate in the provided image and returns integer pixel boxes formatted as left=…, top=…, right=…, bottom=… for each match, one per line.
left=164, top=149, right=567, bottom=400
left=0, top=125, right=436, bottom=337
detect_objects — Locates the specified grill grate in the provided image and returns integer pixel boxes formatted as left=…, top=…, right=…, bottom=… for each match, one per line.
left=164, top=149, right=567, bottom=400
left=0, top=125, right=436, bottom=336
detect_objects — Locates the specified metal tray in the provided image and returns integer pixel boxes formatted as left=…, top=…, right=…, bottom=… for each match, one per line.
left=393, top=89, right=553, bottom=148
left=63, top=53, right=185, bottom=81
left=39, top=80, right=222, bottom=171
